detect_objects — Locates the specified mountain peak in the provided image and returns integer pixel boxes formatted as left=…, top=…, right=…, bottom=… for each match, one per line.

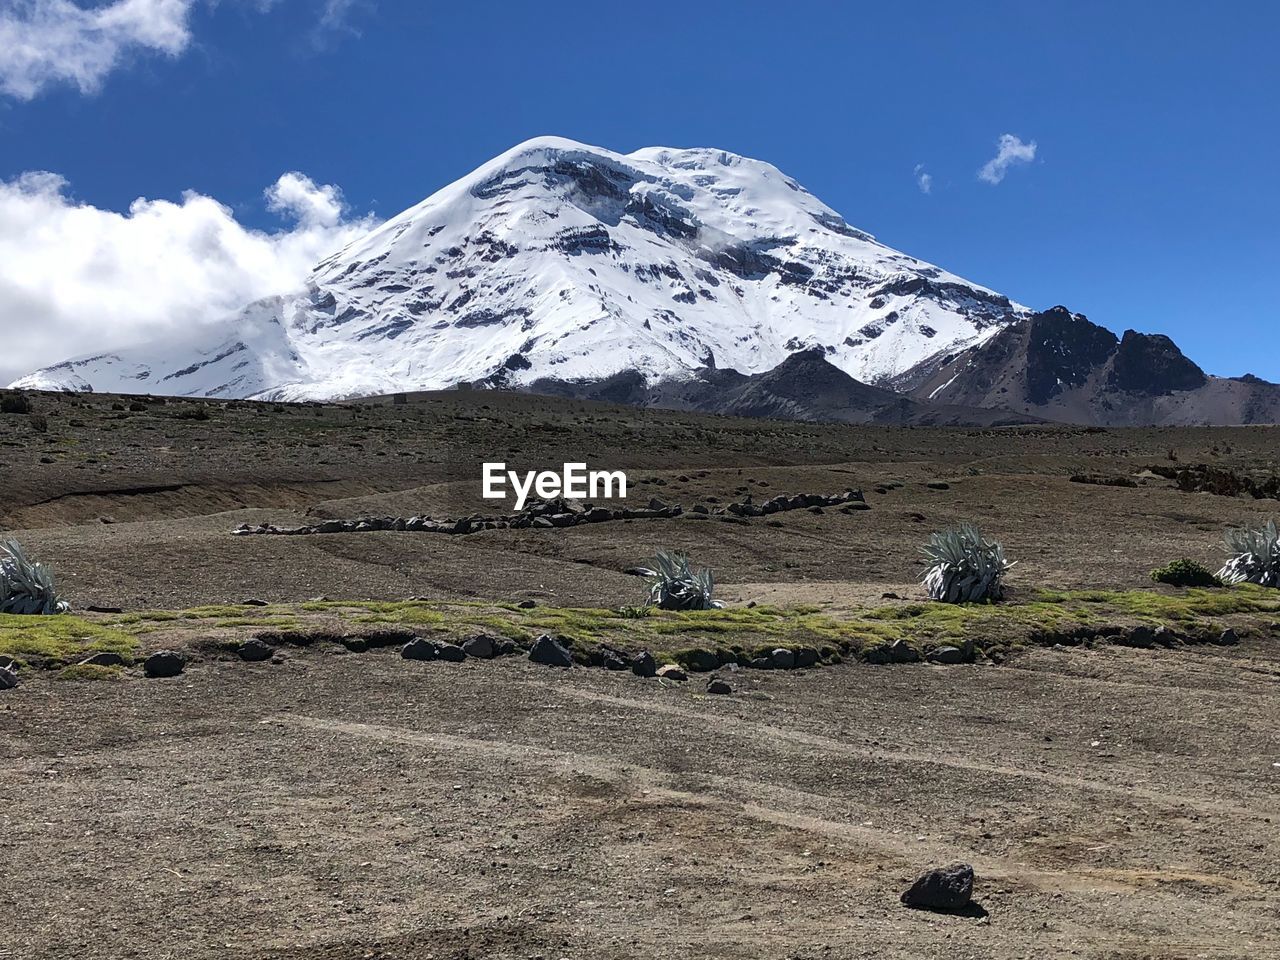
left=14, top=137, right=1027, bottom=400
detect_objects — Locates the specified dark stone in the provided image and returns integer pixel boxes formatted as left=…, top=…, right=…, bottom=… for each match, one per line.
left=342, top=637, right=369, bottom=653
left=401, top=638, right=438, bottom=661
left=865, top=639, right=920, bottom=665
left=143, top=650, right=186, bottom=678
left=242, top=598, right=270, bottom=607
left=749, top=657, right=773, bottom=670
left=85, top=605, right=124, bottom=614
left=529, top=634, right=574, bottom=668
left=1217, top=628, right=1240, bottom=646
left=0, top=666, right=16, bottom=690
left=656, top=664, right=688, bottom=681
left=926, top=645, right=966, bottom=665
left=436, top=643, right=466, bottom=662
left=706, top=677, right=732, bottom=695
left=80, top=652, right=127, bottom=667
left=926, top=481, right=950, bottom=490
left=630, top=650, right=657, bottom=677
left=237, top=639, right=275, bottom=662
left=517, top=599, right=537, bottom=608
left=770, top=648, right=796, bottom=670
left=462, top=635, right=497, bottom=659
left=794, top=647, right=819, bottom=668
left=684, top=649, right=720, bottom=672
left=495, top=638, right=518, bottom=657
left=900, top=863, right=975, bottom=912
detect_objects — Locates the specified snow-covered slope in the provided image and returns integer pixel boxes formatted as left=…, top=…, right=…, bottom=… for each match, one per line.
left=13, top=137, right=1027, bottom=400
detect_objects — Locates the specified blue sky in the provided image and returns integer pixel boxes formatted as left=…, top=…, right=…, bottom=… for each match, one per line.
left=1, top=0, right=1277, bottom=382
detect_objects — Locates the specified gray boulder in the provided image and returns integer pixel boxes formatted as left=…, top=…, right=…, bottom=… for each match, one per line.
left=770, top=648, right=796, bottom=670
left=630, top=650, right=657, bottom=677
left=0, top=666, right=17, bottom=690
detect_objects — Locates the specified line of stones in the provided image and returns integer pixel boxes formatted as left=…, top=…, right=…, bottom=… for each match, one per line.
left=231, top=488, right=870, bottom=537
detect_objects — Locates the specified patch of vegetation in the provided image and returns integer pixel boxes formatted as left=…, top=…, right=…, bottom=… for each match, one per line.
left=1218, top=521, right=1280, bottom=588
left=1151, top=558, right=1223, bottom=588
left=0, top=614, right=137, bottom=666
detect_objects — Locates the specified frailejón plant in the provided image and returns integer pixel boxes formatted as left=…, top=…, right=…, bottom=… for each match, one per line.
left=1217, top=520, right=1280, bottom=588
left=640, top=550, right=723, bottom=611
left=921, top=524, right=1014, bottom=604
left=0, top=539, right=70, bottom=615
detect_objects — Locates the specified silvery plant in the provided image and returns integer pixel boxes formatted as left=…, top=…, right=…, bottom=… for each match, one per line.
left=921, top=524, right=1014, bottom=604
left=642, top=550, right=723, bottom=611
left=0, top=539, right=70, bottom=615
left=1217, top=520, right=1280, bottom=588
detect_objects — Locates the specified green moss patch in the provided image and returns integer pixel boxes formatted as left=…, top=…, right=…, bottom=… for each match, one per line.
left=0, top=614, right=138, bottom=667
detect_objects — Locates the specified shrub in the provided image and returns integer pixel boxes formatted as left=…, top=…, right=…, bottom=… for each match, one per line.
left=174, top=407, right=211, bottom=421
left=1, top=392, right=31, bottom=415
left=641, top=550, right=722, bottom=610
left=1151, top=558, right=1223, bottom=588
left=28, top=413, right=48, bottom=434
left=921, top=524, right=1014, bottom=604
left=1218, top=521, right=1280, bottom=588
left=0, top=539, right=70, bottom=615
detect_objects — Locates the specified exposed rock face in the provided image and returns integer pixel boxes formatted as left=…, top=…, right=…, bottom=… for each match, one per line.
left=893, top=306, right=1280, bottom=426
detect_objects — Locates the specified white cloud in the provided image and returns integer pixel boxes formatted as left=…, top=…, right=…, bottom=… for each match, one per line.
left=0, top=0, right=195, bottom=100
left=265, top=171, right=345, bottom=227
left=0, top=170, right=378, bottom=385
left=978, top=133, right=1037, bottom=185
left=0, top=0, right=375, bottom=99
left=913, top=163, right=933, bottom=195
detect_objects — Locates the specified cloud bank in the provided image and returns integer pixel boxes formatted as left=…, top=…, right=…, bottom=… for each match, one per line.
left=0, top=170, right=378, bottom=386
left=978, top=133, right=1037, bottom=185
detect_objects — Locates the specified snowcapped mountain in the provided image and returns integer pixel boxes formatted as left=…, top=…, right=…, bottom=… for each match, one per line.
left=13, top=136, right=1027, bottom=400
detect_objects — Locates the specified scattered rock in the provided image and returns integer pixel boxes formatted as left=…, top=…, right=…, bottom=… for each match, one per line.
left=0, top=655, right=16, bottom=671
left=749, top=657, right=773, bottom=670
left=770, top=648, right=796, bottom=670
left=630, top=650, right=657, bottom=677
left=401, top=638, right=438, bottom=661
left=900, top=863, right=975, bottom=912
left=926, top=481, right=950, bottom=490
left=462, top=635, right=497, bottom=659
left=85, top=605, right=124, bottom=614
left=656, top=664, right=688, bottom=681
left=1217, top=628, right=1240, bottom=646
left=529, top=634, right=574, bottom=668
left=926, top=646, right=966, bottom=665
left=342, top=637, right=369, bottom=653
left=795, top=647, right=819, bottom=668
left=143, top=650, right=186, bottom=678
left=238, top=639, right=274, bottom=662
left=517, top=599, right=537, bottom=609
left=684, top=649, right=720, bottom=672
left=80, top=652, right=127, bottom=667
left=495, top=638, right=518, bottom=657
left=436, top=643, right=466, bottom=663
left=865, top=639, right=920, bottom=665
left=242, top=598, right=270, bottom=607
left=706, top=677, right=732, bottom=695
left=0, top=666, right=17, bottom=690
